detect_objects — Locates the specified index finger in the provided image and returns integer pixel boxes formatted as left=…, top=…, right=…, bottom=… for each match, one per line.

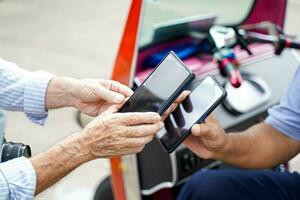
left=174, top=90, right=190, bottom=104
left=109, top=80, right=134, bottom=97
left=161, top=90, right=190, bottom=121
left=114, top=112, right=161, bottom=126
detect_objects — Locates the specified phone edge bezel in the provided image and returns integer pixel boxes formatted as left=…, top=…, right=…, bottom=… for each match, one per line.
left=159, top=75, right=227, bottom=154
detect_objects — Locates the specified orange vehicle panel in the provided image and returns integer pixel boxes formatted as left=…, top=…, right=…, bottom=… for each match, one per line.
left=110, top=0, right=143, bottom=200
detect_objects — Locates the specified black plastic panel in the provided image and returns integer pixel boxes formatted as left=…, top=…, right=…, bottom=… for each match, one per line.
left=176, top=149, right=215, bottom=180
left=137, top=137, right=173, bottom=190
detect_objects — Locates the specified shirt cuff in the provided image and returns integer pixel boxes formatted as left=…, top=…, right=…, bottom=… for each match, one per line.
left=0, top=157, right=36, bottom=200
left=24, top=71, right=55, bottom=125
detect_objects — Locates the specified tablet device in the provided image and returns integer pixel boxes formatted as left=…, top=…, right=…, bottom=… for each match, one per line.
left=156, top=76, right=226, bottom=153
left=119, top=51, right=195, bottom=115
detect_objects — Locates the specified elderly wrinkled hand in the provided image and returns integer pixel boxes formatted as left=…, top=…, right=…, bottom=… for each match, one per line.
left=31, top=111, right=164, bottom=195
left=45, top=77, right=133, bottom=116
left=78, top=112, right=164, bottom=158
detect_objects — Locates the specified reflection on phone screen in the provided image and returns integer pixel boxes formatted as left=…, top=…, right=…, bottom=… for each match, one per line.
left=120, top=52, right=192, bottom=114
left=157, top=76, right=224, bottom=151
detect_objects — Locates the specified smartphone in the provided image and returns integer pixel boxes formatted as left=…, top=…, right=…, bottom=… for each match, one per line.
left=156, top=76, right=227, bottom=153
left=119, top=51, right=195, bottom=115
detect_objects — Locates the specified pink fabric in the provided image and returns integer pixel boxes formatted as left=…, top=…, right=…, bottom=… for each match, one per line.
left=243, top=0, right=287, bottom=28
left=135, top=43, right=274, bottom=83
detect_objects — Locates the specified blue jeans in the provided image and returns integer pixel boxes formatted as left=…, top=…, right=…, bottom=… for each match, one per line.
left=177, top=169, right=300, bottom=200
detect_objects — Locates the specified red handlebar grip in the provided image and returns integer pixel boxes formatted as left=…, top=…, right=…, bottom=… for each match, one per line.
left=229, top=70, right=243, bottom=88
left=220, top=59, right=243, bottom=88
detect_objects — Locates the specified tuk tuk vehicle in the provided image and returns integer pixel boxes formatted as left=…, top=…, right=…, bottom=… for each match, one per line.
left=90, top=0, right=300, bottom=199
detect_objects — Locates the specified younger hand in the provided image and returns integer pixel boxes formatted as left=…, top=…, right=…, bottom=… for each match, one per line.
left=184, top=115, right=228, bottom=159
left=162, top=90, right=190, bottom=121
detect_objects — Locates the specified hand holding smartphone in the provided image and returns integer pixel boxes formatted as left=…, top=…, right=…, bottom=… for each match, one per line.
left=117, top=50, right=225, bottom=154
left=156, top=76, right=226, bottom=153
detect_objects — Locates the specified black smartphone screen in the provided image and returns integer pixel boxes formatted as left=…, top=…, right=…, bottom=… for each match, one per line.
left=119, top=52, right=194, bottom=115
left=156, top=76, right=226, bottom=153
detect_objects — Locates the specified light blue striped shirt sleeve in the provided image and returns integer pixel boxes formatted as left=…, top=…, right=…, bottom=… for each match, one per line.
left=0, top=58, right=55, bottom=125
left=0, top=157, right=36, bottom=200
left=0, top=58, right=55, bottom=199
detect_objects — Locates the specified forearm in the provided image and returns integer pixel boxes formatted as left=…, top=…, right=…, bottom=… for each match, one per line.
left=30, top=132, right=93, bottom=194
left=214, top=123, right=300, bottom=169
left=45, top=77, right=77, bottom=109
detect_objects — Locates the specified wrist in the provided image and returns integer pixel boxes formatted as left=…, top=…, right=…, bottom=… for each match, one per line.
left=58, top=132, right=95, bottom=165
left=30, top=131, right=92, bottom=194
left=45, top=77, right=78, bottom=109
left=211, top=132, right=233, bottom=160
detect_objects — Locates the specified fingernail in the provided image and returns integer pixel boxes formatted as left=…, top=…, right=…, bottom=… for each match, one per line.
left=159, top=122, right=164, bottom=128
left=152, top=113, right=161, bottom=120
